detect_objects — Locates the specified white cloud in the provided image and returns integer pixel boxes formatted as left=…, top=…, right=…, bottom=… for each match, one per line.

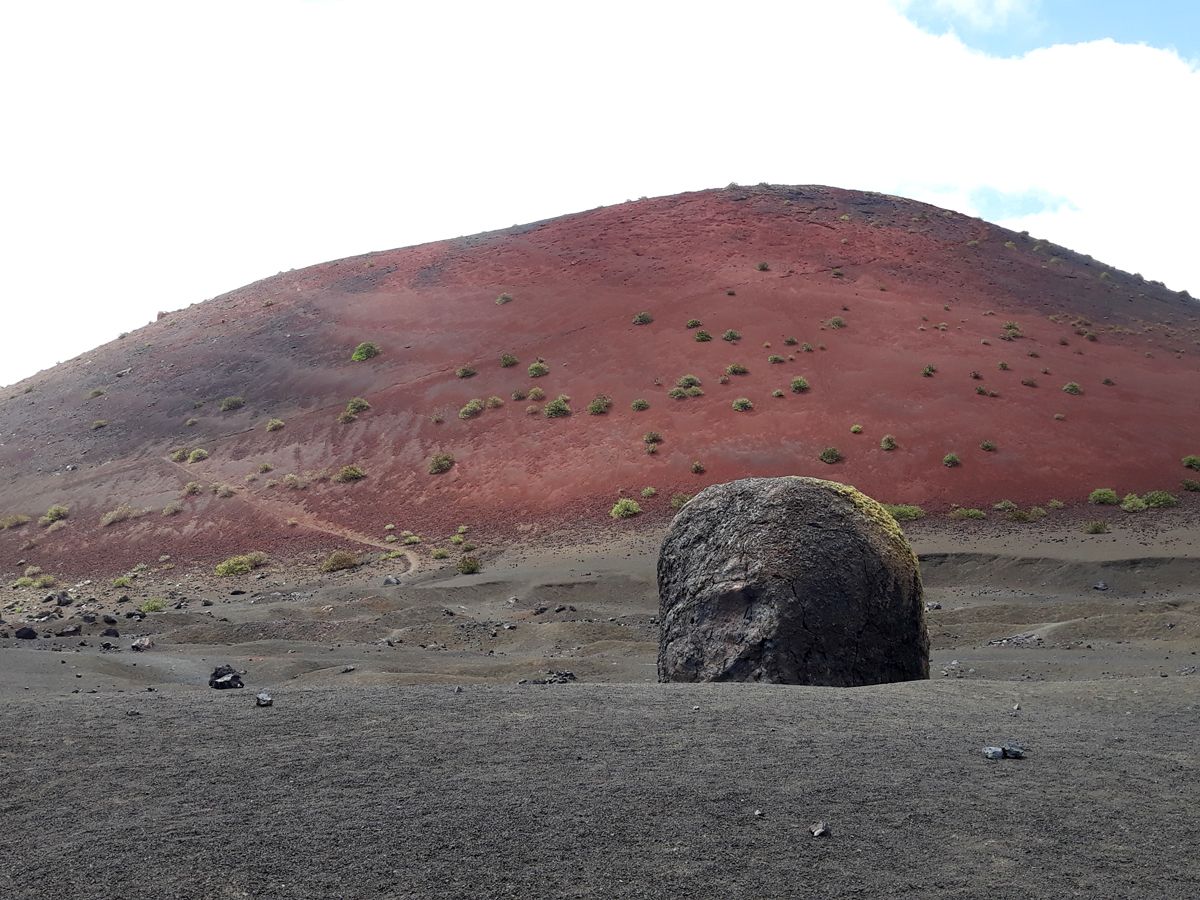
left=0, top=0, right=1196, bottom=387
left=901, top=0, right=1036, bottom=30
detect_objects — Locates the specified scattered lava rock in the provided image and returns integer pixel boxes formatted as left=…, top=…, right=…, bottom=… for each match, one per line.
left=15, top=626, right=38, bottom=640
left=208, top=665, right=244, bottom=689
left=255, top=692, right=273, bottom=707
left=55, top=624, right=81, bottom=637
left=657, top=476, right=929, bottom=686
left=101, top=627, right=120, bottom=638
left=522, top=670, right=577, bottom=685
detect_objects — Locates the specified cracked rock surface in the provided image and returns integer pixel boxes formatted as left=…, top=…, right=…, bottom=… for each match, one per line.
left=657, top=476, right=929, bottom=685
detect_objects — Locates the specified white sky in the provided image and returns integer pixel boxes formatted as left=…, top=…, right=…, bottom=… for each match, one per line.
left=2, top=0, right=1197, bottom=388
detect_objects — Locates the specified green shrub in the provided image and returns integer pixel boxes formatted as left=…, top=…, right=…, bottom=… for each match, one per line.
left=631, top=398, right=650, bottom=411
left=495, top=293, right=513, bottom=306
left=1083, top=520, right=1109, bottom=534
left=428, top=453, right=455, bottom=475
left=38, top=504, right=69, bottom=527
left=949, top=508, right=986, bottom=520
left=333, top=465, right=366, bottom=483
left=457, top=556, right=481, bottom=575
left=695, top=330, right=713, bottom=342
left=1120, top=493, right=1147, bottom=513
left=827, top=316, right=846, bottom=329
left=993, top=499, right=1017, bottom=512
left=690, top=461, right=705, bottom=474
left=1143, top=490, right=1178, bottom=508
left=337, top=409, right=358, bottom=424
left=587, top=395, right=612, bottom=415
left=819, top=447, right=842, bottom=464
left=1182, top=479, right=1200, bottom=492
left=403, top=535, right=422, bottom=545
left=459, top=399, right=484, bottom=419
left=320, top=550, right=359, bottom=573
left=266, top=418, right=285, bottom=432
left=790, top=377, right=809, bottom=394
left=511, top=389, right=527, bottom=401
left=1183, top=455, right=1200, bottom=471
left=641, top=486, right=657, bottom=498
left=610, top=497, right=642, bottom=519
left=139, top=598, right=166, bottom=613
left=431, top=548, right=449, bottom=560
left=500, top=353, right=518, bottom=368
left=643, top=432, right=663, bottom=444
left=942, top=453, right=960, bottom=468
left=1101, top=377, right=1115, bottom=386
left=722, top=329, right=741, bottom=342
left=670, top=493, right=692, bottom=509
left=1047, top=499, right=1065, bottom=509
left=528, top=361, right=550, bottom=378
left=187, top=448, right=209, bottom=463
left=726, top=363, right=748, bottom=375
left=997, top=362, right=1010, bottom=371
left=883, top=504, right=925, bottom=522
left=632, top=312, right=653, bottom=325
left=485, top=396, right=505, bottom=409
left=850, top=424, right=862, bottom=434
left=215, top=551, right=268, bottom=576
left=802, top=342, right=814, bottom=352
left=112, top=575, right=133, bottom=588
left=169, top=448, right=188, bottom=463
left=921, top=365, right=936, bottom=377
left=676, top=375, right=702, bottom=388
left=768, top=355, right=785, bottom=364
left=346, top=397, right=371, bottom=415
left=686, top=319, right=702, bottom=328
left=352, top=342, right=381, bottom=361
left=0, top=514, right=31, bottom=530
left=784, top=337, right=798, bottom=346
left=455, top=366, right=476, bottom=379
left=219, top=396, right=245, bottom=412
left=100, top=505, right=145, bottom=527
left=450, top=534, right=465, bottom=545
left=880, top=434, right=897, bottom=451
left=980, top=440, right=996, bottom=452
left=543, top=395, right=571, bottom=418
left=772, top=389, right=784, bottom=398
left=527, top=387, right=546, bottom=401
left=1089, top=488, right=1118, bottom=505
left=755, top=261, right=769, bottom=271
left=162, top=501, right=183, bottom=516
left=732, top=397, right=753, bottom=411
left=1062, top=382, right=1082, bottom=395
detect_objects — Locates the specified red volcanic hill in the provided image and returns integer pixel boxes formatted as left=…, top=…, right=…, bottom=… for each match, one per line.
left=3, top=184, right=1199, bottom=576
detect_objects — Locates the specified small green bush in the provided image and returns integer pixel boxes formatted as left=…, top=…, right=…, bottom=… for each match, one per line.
left=949, top=508, right=986, bottom=520
left=139, top=598, right=167, bottom=613
left=431, top=548, right=449, bottom=560
left=722, top=329, right=741, bottom=342
left=827, top=316, right=846, bottom=329
left=333, top=465, right=366, bottom=483
left=587, top=395, right=613, bottom=415
left=880, top=434, right=896, bottom=451
left=643, top=432, right=663, bottom=445
left=266, top=418, right=285, bottom=432
left=0, top=514, right=31, bottom=530
left=403, top=535, right=422, bottom=545
left=459, top=399, right=484, bottom=419
left=768, top=355, right=785, bottom=364
left=169, top=448, right=189, bottom=463
left=997, top=362, right=1010, bottom=371
left=39, top=504, right=70, bottom=526
left=1089, top=488, right=1119, bottom=505
left=527, top=387, right=546, bottom=401
left=921, top=365, right=936, bottom=378
left=883, top=504, right=925, bottom=522
left=690, top=461, right=705, bottom=474
left=215, top=551, right=268, bottom=576
left=1120, top=493, right=1147, bottom=513
left=942, top=453, right=960, bottom=468
left=732, top=397, right=753, bottom=411
left=1062, top=382, right=1082, bottom=395
left=1183, top=455, right=1200, bottom=471
left=1083, top=520, right=1109, bottom=534
left=112, top=575, right=133, bottom=588
left=784, top=337, right=798, bottom=346
left=772, top=389, right=784, bottom=398
left=485, top=396, right=504, bottom=409
left=1143, top=490, right=1178, bottom=508
left=428, top=453, right=455, bottom=475
left=631, top=398, right=650, bottom=411
left=676, top=375, right=702, bottom=388
left=850, top=424, right=862, bottom=434
left=695, top=330, right=713, bottom=342
left=993, top=499, right=1018, bottom=512
left=219, top=396, right=245, bottom=412
left=187, top=448, right=209, bottom=463
left=632, top=311, right=653, bottom=325
left=641, top=487, right=657, bottom=498
left=686, top=319, right=702, bottom=329
left=1047, top=499, right=1065, bottom=509
left=500, top=353, right=518, bottom=368
left=100, top=505, right=145, bottom=527
left=455, top=366, right=476, bottom=379
left=346, top=397, right=371, bottom=414
left=610, top=497, right=642, bottom=519
left=320, top=550, right=359, bottom=573
left=790, top=377, right=809, bottom=394
left=819, top=447, right=842, bottom=464
left=980, top=440, right=996, bottom=452
left=670, top=493, right=692, bottom=509
left=528, top=361, right=550, bottom=378
left=457, top=556, right=481, bottom=575
left=495, top=293, right=513, bottom=305
left=755, top=261, right=769, bottom=271
left=351, top=342, right=380, bottom=361
left=543, top=395, right=571, bottom=418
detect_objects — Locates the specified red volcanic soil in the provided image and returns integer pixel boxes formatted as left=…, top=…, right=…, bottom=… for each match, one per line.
left=2, top=184, right=1199, bottom=577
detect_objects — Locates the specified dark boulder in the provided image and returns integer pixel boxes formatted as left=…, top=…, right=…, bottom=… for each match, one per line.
left=657, top=476, right=929, bottom=686
left=208, top=665, right=244, bottom=689
left=15, top=626, right=38, bottom=640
